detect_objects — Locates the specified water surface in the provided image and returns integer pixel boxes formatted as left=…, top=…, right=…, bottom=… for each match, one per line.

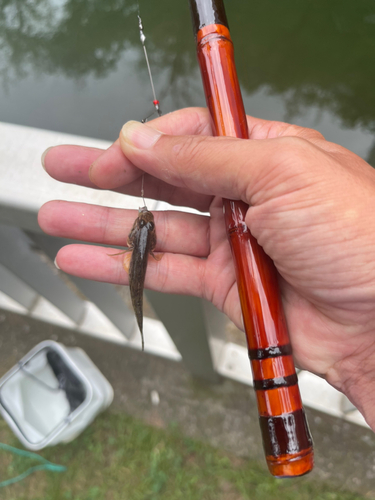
left=0, top=0, right=374, bottom=162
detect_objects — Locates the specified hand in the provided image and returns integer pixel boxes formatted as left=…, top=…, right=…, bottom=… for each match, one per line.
left=39, top=107, right=375, bottom=429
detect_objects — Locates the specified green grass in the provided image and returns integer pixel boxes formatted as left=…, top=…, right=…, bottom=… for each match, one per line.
left=0, top=413, right=366, bottom=500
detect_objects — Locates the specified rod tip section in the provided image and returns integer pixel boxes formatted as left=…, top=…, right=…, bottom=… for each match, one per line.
left=188, top=0, right=229, bottom=35
left=267, top=448, right=314, bottom=478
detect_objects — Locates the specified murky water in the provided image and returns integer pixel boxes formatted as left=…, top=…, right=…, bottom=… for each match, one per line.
left=1, top=0, right=374, bottom=162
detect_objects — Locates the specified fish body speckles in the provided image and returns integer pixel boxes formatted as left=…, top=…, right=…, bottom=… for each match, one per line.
left=127, top=207, right=158, bottom=351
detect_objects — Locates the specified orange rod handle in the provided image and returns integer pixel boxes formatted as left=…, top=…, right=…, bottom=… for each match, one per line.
left=195, top=22, right=314, bottom=477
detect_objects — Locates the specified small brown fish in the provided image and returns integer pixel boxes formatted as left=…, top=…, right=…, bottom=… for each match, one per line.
left=125, top=207, right=162, bottom=350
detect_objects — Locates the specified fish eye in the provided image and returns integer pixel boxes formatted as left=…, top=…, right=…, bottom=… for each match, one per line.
left=139, top=220, right=146, bottom=227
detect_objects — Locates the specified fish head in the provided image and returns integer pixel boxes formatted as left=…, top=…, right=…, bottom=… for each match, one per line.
left=128, top=208, right=157, bottom=249
left=136, top=208, right=155, bottom=231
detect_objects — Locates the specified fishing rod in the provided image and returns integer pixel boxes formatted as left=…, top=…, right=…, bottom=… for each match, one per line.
left=188, top=0, right=313, bottom=478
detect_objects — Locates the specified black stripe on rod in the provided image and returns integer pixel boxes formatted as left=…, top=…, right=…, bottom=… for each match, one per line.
left=259, top=409, right=313, bottom=457
left=248, top=344, right=293, bottom=360
left=188, top=0, right=229, bottom=35
left=253, top=373, right=298, bottom=391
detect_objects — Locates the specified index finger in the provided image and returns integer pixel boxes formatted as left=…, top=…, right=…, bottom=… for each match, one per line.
left=42, top=108, right=212, bottom=189
left=42, top=108, right=215, bottom=211
left=88, top=107, right=213, bottom=189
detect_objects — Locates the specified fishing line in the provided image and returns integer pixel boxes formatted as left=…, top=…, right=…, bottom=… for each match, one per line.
left=140, top=173, right=146, bottom=207
left=136, top=1, right=162, bottom=206
left=136, top=2, right=162, bottom=123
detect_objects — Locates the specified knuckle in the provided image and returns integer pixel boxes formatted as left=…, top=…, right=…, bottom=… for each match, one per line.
left=170, top=135, right=212, bottom=185
left=284, top=123, right=325, bottom=141
left=268, top=136, right=316, bottom=176
left=304, top=127, right=325, bottom=141
left=277, top=135, right=310, bottom=157
left=173, top=135, right=208, bottom=167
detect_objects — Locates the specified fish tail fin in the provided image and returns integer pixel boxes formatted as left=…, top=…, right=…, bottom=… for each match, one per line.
left=135, top=312, right=144, bottom=351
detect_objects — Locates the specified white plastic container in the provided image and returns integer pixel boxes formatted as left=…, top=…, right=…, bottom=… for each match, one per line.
left=0, top=340, right=113, bottom=450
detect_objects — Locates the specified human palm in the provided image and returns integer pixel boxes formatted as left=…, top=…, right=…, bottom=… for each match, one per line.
left=39, top=107, right=375, bottom=428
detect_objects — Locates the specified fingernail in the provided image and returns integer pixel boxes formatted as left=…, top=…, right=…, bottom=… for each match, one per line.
left=54, top=257, right=60, bottom=270
left=41, top=147, right=53, bottom=171
left=88, top=161, right=96, bottom=181
left=120, top=121, right=162, bottom=149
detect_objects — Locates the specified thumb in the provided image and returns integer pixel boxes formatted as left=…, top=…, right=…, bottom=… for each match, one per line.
left=119, top=120, right=296, bottom=204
